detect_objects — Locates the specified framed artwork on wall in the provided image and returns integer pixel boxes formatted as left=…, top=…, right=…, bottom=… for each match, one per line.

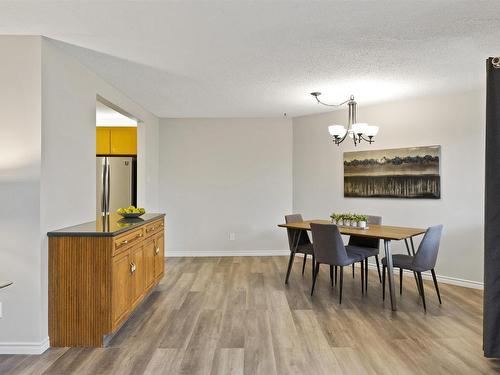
left=343, top=145, right=441, bottom=199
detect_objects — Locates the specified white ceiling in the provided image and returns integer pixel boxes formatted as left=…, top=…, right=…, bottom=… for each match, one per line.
left=1, top=1, right=499, bottom=117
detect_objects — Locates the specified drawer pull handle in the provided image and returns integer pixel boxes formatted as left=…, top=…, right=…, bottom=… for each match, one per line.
left=130, top=263, right=136, bottom=273
left=155, top=247, right=160, bottom=255
left=122, top=239, right=129, bottom=245
left=136, top=233, right=143, bottom=239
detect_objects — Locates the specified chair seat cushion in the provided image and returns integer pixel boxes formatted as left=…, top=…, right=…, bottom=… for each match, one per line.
left=341, top=251, right=365, bottom=265
left=381, top=254, right=415, bottom=270
left=346, top=245, right=379, bottom=258
left=294, top=243, right=314, bottom=255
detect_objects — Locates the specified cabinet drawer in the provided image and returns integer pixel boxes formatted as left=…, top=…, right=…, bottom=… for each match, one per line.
left=113, top=228, right=144, bottom=256
left=145, top=219, right=164, bottom=237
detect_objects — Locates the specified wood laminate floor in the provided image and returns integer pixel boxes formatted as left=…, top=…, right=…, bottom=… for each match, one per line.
left=1, top=256, right=498, bottom=375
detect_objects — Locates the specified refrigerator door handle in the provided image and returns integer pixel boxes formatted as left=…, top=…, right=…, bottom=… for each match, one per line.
left=101, top=158, right=107, bottom=216
left=106, top=158, right=111, bottom=216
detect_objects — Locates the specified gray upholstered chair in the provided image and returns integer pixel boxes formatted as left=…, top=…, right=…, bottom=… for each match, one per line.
left=284, top=214, right=315, bottom=284
left=346, top=215, right=383, bottom=292
left=382, top=225, right=443, bottom=311
left=310, top=223, right=365, bottom=303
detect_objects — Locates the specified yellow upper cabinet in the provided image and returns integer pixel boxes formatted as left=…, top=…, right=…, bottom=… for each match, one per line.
left=111, top=127, right=137, bottom=155
left=96, top=127, right=111, bottom=155
left=96, top=127, right=137, bottom=155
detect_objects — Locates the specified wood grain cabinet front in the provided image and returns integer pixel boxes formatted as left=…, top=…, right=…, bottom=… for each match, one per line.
left=112, top=250, right=131, bottom=329
left=49, top=216, right=165, bottom=347
left=144, top=237, right=156, bottom=290
left=130, top=244, right=145, bottom=309
left=154, top=233, right=165, bottom=279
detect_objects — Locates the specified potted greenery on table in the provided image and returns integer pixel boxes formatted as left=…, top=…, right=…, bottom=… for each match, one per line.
left=329, top=213, right=368, bottom=229
left=357, top=214, right=368, bottom=229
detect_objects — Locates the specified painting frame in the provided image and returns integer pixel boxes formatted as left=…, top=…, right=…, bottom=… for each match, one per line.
left=343, top=145, right=441, bottom=199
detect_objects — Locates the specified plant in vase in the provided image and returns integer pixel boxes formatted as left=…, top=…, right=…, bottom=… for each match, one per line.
left=351, top=214, right=359, bottom=228
left=336, top=214, right=344, bottom=226
left=357, top=214, right=368, bottom=229
left=330, top=213, right=337, bottom=224
left=343, top=213, right=351, bottom=227
left=349, top=214, right=357, bottom=227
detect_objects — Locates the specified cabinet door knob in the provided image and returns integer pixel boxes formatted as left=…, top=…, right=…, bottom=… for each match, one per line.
left=155, top=247, right=160, bottom=255
left=130, top=263, right=136, bottom=273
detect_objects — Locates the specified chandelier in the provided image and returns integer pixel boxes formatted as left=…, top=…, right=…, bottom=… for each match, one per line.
left=310, top=92, right=379, bottom=146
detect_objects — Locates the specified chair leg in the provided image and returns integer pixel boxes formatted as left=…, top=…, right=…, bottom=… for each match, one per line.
left=334, top=266, right=338, bottom=286
left=352, top=263, right=355, bottom=278
left=339, top=266, right=344, bottom=304
left=431, top=269, right=442, bottom=304
left=413, top=271, right=421, bottom=296
left=417, top=272, right=427, bottom=311
left=311, top=263, right=320, bottom=296
left=312, top=255, right=316, bottom=278
left=365, top=258, right=368, bottom=293
left=382, top=265, right=386, bottom=301
left=360, top=261, right=364, bottom=294
left=375, top=255, right=382, bottom=283
left=302, top=254, right=307, bottom=275
left=400, top=268, right=403, bottom=295
left=285, top=252, right=295, bottom=284
left=330, top=265, right=334, bottom=287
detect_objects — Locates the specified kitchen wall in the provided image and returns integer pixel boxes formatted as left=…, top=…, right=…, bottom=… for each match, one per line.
left=0, top=36, right=160, bottom=354
left=159, top=118, right=292, bottom=255
left=0, top=36, right=43, bottom=353
left=293, top=89, right=485, bottom=285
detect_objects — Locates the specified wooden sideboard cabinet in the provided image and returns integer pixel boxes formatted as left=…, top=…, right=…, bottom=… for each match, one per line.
left=48, top=214, right=165, bottom=347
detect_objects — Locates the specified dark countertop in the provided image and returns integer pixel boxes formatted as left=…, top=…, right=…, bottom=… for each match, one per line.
left=47, top=213, right=165, bottom=237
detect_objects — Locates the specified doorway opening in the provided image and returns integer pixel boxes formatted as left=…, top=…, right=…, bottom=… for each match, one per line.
left=96, top=97, right=139, bottom=217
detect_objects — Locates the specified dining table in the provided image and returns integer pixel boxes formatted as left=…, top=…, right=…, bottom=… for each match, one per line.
left=278, top=219, right=426, bottom=311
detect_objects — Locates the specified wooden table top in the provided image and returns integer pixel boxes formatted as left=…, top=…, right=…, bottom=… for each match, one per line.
left=278, top=220, right=426, bottom=240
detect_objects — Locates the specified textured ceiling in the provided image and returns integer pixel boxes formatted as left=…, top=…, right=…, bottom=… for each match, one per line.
left=1, top=1, right=499, bottom=117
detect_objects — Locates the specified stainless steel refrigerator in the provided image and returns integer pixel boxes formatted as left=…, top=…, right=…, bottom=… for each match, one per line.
left=96, top=156, right=137, bottom=216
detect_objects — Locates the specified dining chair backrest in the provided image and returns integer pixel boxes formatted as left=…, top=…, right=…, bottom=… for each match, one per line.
left=310, top=223, right=351, bottom=266
left=412, top=225, right=443, bottom=271
left=348, top=215, right=382, bottom=249
left=285, top=214, right=311, bottom=251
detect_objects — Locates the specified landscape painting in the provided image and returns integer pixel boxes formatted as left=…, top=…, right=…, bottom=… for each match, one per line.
left=344, top=146, right=441, bottom=199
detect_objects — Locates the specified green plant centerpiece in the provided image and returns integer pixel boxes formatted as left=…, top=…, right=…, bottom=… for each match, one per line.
left=357, top=214, right=368, bottom=228
left=329, top=213, right=368, bottom=228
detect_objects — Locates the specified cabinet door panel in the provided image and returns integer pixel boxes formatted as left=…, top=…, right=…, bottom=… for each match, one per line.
left=144, top=238, right=155, bottom=290
left=154, top=233, right=165, bottom=279
left=112, top=251, right=131, bottom=327
left=110, top=127, right=137, bottom=155
left=130, top=244, right=145, bottom=307
left=96, top=128, right=111, bottom=154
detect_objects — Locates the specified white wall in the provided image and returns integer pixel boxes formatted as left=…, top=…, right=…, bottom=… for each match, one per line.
left=159, top=118, right=292, bottom=255
left=0, top=36, right=43, bottom=351
left=293, top=90, right=485, bottom=284
left=0, top=36, right=160, bottom=354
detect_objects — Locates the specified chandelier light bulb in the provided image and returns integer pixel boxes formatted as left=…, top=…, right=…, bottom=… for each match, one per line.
left=328, top=125, right=347, bottom=137
left=351, top=122, right=369, bottom=135
left=364, top=125, right=379, bottom=137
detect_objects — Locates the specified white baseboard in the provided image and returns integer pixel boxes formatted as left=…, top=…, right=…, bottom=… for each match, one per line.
left=168, top=250, right=290, bottom=257
left=361, top=262, right=483, bottom=290
left=0, top=336, right=50, bottom=355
